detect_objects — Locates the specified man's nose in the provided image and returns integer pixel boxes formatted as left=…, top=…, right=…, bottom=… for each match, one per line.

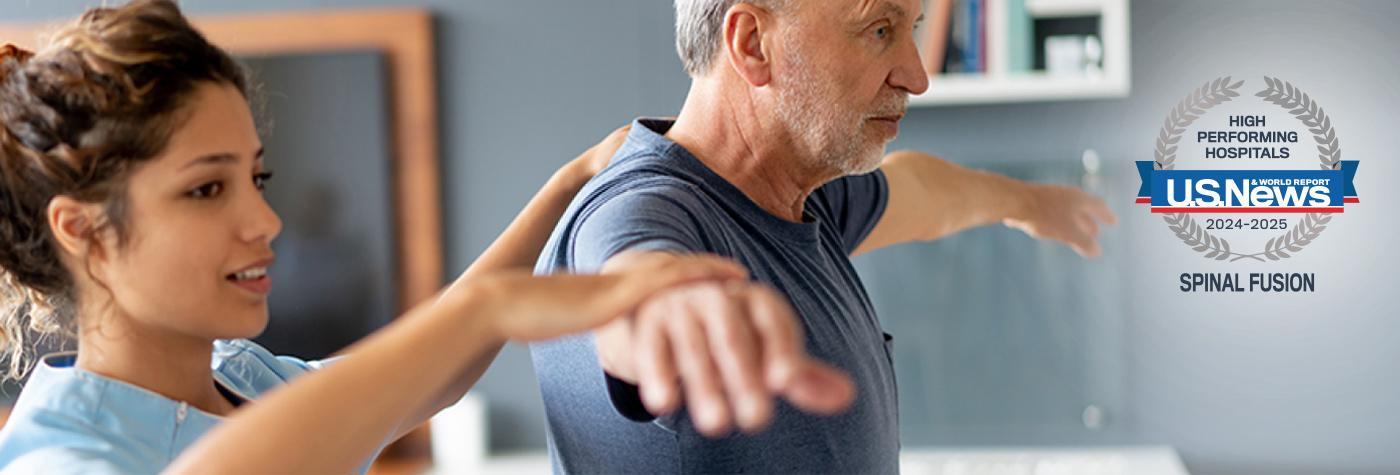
left=889, top=38, right=930, bottom=95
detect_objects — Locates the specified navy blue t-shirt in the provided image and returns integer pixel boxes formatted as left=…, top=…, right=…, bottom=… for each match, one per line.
left=531, top=119, right=898, bottom=473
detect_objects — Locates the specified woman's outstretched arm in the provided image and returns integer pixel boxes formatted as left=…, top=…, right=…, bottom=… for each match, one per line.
left=394, top=125, right=629, bottom=436
left=164, top=255, right=748, bottom=475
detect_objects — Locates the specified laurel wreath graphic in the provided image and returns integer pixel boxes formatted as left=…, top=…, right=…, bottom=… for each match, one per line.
left=1154, top=76, right=1340, bottom=262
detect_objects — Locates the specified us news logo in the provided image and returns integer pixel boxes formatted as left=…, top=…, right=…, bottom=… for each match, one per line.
left=1137, top=76, right=1360, bottom=264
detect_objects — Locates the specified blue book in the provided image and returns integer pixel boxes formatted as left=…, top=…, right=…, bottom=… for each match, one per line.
left=965, top=0, right=982, bottom=73
left=942, top=0, right=967, bottom=73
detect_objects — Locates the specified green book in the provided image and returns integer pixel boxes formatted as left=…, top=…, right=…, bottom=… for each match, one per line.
left=1007, top=0, right=1032, bottom=73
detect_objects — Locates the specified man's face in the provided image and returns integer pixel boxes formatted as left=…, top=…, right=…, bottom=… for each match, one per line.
left=770, top=0, right=929, bottom=175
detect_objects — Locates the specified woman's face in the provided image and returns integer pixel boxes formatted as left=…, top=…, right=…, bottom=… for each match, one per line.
left=94, top=82, right=282, bottom=340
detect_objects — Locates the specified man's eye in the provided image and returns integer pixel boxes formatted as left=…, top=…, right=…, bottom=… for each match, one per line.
left=874, top=26, right=890, bottom=39
left=189, top=182, right=223, bottom=199
left=253, top=171, right=274, bottom=191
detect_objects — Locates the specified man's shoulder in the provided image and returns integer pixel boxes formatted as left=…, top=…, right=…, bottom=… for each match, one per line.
left=579, top=147, right=716, bottom=217
left=588, top=119, right=710, bottom=190
left=571, top=152, right=716, bottom=241
left=546, top=139, right=729, bottom=272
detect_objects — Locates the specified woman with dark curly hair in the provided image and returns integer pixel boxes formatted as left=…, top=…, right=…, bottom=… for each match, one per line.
left=0, top=1, right=769, bottom=472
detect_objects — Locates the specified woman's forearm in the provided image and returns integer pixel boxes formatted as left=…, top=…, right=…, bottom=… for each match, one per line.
left=165, top=259, right=744, bottom=474
left=397, top=158, right=597, bottom=435
left=393, top=126, right=625, bottom=436
left=165, top=284, right=500, bottom=474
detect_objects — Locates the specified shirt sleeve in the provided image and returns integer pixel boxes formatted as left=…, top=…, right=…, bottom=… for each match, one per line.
left=570, top=183, right=709, bottom=422
left=212, top=339, right=320, bottom=383
left=812, top=169, right=890, bottom=254
left=571, top=182, right=708, bottom=273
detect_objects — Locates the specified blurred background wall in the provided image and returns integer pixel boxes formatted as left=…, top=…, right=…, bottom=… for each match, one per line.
left=3, top=1, right=1396, bottom=473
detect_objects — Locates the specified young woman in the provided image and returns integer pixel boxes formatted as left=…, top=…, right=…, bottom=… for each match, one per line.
left=0, top=1, right=769, bottom=472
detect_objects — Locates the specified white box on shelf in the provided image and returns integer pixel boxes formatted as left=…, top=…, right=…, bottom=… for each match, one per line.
left=912, top=0, right=1130, bottom=107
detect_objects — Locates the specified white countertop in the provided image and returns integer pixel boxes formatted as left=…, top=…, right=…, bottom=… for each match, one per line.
left=433, top=445, right=1188, bottom=475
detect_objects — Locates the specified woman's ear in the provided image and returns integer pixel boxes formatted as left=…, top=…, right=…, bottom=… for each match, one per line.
left=46, top=196, right=102, bottom=262
left=723, top=4, right=776, bottom=87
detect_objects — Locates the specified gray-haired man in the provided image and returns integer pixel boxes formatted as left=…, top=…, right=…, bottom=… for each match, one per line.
left=531, top=0, right=1117, bottom=472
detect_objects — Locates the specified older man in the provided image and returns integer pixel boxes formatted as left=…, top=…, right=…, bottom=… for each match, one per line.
left=531, top=0, right=1117, bottom=472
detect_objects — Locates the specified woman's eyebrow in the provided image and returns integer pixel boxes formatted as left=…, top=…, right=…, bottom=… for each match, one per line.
left=180, top=153, right=237, bottom=170
left=181, top=147, right=264, bottom=170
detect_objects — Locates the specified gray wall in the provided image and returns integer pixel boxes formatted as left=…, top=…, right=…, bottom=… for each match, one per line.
left=4, top=1, right=1396, bottom=474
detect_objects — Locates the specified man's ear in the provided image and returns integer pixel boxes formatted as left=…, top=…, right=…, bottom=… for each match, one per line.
left=46, top=196, right=103, bottom=262
left=722, top=4, right=775, bottom=87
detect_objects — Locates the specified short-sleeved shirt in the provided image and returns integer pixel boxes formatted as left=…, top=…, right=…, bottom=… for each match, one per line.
left=531, top=119, right=899, bottom=473
left=0, top=339, right=369, bottom=474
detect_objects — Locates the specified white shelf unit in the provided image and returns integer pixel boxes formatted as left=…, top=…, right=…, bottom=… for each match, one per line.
left=911, top=0, right=1131, bottom=107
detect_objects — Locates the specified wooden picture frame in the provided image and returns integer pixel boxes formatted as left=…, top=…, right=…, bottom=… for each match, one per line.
left=1, top=8, right=443, bottom=470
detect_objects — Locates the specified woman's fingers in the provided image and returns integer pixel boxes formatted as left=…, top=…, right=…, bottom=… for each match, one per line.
left=667, top=306, right=732, bottom=436
left=582, top=124, right=633, bottom=175
left=782, top=361, right=857, bottom=416
left=745, top=286, right=804, bottom=391
left=593, top=278, right=856, bottom=438
left=635, top=298, right=681, bottom=415
left=701, top=284, right=771, bottom=433
left=744, top=286, right=856, bottom=416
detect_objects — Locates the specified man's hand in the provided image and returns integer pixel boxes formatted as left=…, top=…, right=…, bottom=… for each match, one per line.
left=858, top=151, right=1119, bottom=258
left=595, top=252, right=857, bottom=437
left=1003, top=183, right=1119, bottom=258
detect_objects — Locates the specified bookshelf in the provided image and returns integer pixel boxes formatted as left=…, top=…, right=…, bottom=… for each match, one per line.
left=911, top=0, right=1130, bottom=107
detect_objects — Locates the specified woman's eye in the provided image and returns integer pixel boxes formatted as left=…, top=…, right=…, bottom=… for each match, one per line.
left=253, top=171, right=274, bottom=191
left=189, top=182, right=223, bottom=199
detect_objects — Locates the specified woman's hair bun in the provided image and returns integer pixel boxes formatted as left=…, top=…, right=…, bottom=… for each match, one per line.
left=0, top=44, right=35, bottom=64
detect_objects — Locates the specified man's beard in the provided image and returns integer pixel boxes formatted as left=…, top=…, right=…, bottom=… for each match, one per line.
left=774, top=49, right=907, bottom=176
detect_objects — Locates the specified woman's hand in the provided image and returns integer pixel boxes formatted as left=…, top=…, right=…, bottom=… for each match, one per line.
left=453, top=254, right=750, bottom=342
left=572, top=124, right=632, bottom=179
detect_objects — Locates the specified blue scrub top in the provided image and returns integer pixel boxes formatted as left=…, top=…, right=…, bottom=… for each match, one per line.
left=0, top=339, right=370, bottom=474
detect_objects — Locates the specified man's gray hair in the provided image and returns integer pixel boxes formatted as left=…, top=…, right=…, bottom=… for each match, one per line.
left=674, top=0, right=788, bottom=77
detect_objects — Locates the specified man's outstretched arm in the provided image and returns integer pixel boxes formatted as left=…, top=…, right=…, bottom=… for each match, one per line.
left=854, top=150, right=1118, bottom=257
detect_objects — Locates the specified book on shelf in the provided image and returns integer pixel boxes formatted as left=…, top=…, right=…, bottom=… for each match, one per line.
left=920, top=0, right=952, bottom=74
left=933, top=0, right=984, bottom=75
left=921, top=0, right=1037, bottom=77
left=1006, top=0, right=1033, bottom=73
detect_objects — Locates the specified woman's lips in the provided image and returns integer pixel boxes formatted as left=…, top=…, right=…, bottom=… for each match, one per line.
left=226, top=259, right=274, bottom=296
left=229, top=274, right=272, bottom=296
